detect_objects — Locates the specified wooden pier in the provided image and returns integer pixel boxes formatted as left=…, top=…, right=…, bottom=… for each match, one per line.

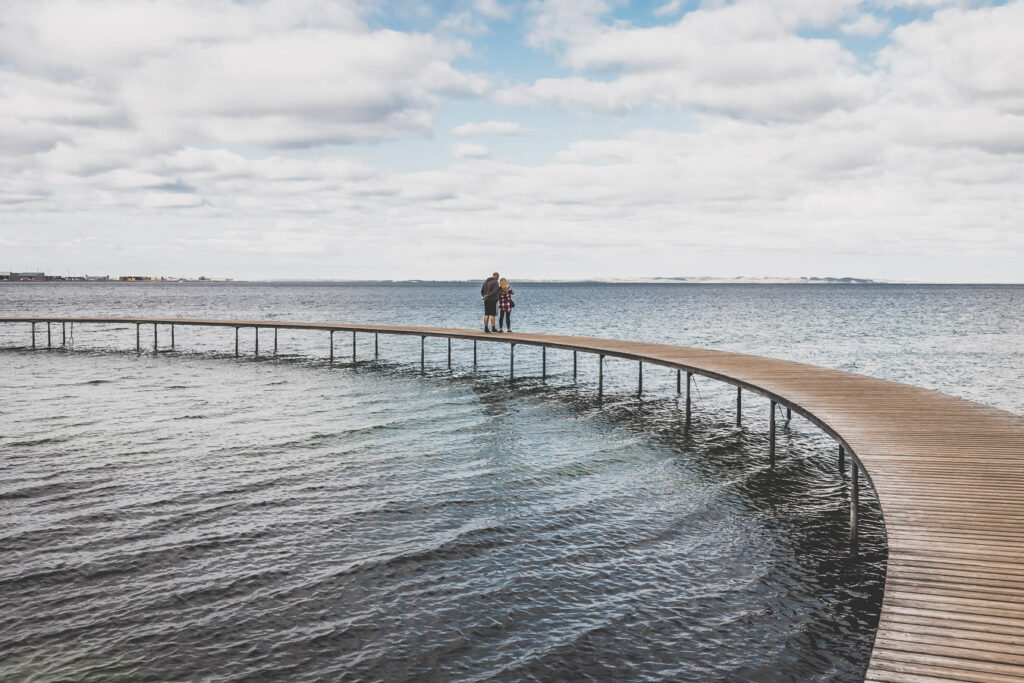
left=4, top=316, right=1024, bottom=681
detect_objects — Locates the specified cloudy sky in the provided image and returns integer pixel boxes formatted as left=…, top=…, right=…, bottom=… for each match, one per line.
left=1, top=0, right=1022, bottom=281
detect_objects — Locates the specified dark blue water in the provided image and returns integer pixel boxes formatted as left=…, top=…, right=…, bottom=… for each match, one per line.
left=1, top=283, right=1021, bottom=681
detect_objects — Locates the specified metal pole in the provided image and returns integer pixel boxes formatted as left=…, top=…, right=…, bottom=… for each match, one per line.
left=685, top=372, right=692, bottom=428
left=31, top=322, right=35, bottom=349
left=769, top=401, right=776, bottom=467
left=255, top=328, right=259, bottom=357
left=420, top=336, right=425, bottom=373
left=510, top=343, right=515, bottom=380
left=677, top=369, right=681, bottom=394
left=274, top=328, right=277, bottom=355
left=839, top=444, right=846, bottom=473
left=153, top=323, right=157, bottom=352
left=573, top=351, right=577, bottom=380
left=542, top=346, right=546, bottom=379
left=786, top=407, right=792, bottom=422
left=62, top=322, right=66, bottom=347
left=374, top=333, right=378, bottom=359
left=473, top=340, right=477, bottom=368
left=851, top=463, right=859, bottom=549
left=136, top=323, right=140, bottom=352
left=638, top=361, right=643, bottom=395
left=447, top=338, right=451, bottom=369
left=736, top=387, right=742, bottom=426
left=330, top=331, right=334, bottom=362
left=352, top=331, right=356, bottom=363
left=171, top=324, right=175, bottom=349
left=47, top=322, right=51, bottom=349
left=235, top=328, right=239, bottom=357
left=598, top=354, right=604, bottom=397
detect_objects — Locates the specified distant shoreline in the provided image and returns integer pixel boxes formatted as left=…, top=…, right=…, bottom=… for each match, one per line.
left=2, top=278, right=1021, bottom=286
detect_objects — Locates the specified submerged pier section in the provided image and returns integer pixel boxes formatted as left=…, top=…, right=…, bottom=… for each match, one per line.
left=4, top=316, right=1024, bottom=681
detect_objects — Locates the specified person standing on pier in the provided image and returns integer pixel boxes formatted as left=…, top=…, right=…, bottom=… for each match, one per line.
left=481, top=272, right=500, bottom=332
left=497, top=278, right=515, bottom=333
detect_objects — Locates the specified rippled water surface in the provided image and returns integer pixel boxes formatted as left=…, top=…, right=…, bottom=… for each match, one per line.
left=2, top=283, right=1022, bottom=681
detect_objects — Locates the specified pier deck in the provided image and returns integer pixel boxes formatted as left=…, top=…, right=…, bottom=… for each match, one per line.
left=4, top=316, right=1024, bottom=681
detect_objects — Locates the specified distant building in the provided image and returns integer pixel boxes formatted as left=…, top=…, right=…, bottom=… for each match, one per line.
left=0, top=272, right=9, bottom=281
left=119, top=276, right=154, bottom=281
left=9, top=272, right=45, bottom=281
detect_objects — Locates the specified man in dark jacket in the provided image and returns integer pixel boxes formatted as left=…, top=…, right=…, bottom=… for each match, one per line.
left=481, top=272, right=500, bottom=332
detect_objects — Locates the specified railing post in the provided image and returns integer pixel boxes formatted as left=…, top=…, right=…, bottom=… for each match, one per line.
left=736, top=387, right=742, bottom=426
left=769, top=400, right=776, bottom=467
left=839, top=444, right=846, bottom=474
left=352, top=331, right=356, bottom=363
left=598, top=354, right=604, bottom=398
left=136, top=323, right=140, bottom=352
left=573, top=351, right=577, bottom=380
left=510, top=343, right=515, bottom=380
left=62, top=322, right=66, bottom=347
left=153, top=323, right=157, bottom=352
left=420, top=336, right=425, bottom=373
left=851, top=463, right=859, bottom=549
left=542, top=346, right=546, bottom=379
left=638, top=361, right=643, bottom=395
left=235, top=327, right=240, bottom=357
left=685, top=372, right=692, bottom=428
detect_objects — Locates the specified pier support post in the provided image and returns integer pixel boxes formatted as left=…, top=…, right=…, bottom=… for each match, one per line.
left=420, top=336, right=425, bottom=373
left=677, top=369, right=681, bottom=394
left=736, top=387, right=742, bottom=426
left=171, top=324, right=175, bottom=350
left=473, top=340, right=477, bottom=368
left=62, top=322, right=66, bottom=347
left=685, top=372, right=692, bottom=429
left=235, top=328, right=240, bottom=357
left=786, top=407, right=792, bottom=422
left=154, top=323, right=158, bottom=353
left=638, top=362, right=643, bottom=396
left=510, top=343, right=515, bottom=380
left=353, top=331, right=356, bottom=363
left=769, top=401, right=776, bottom=467
left=542, top=347, right=546, bottom=380
left=448, top=338, right=451, bottom=369
left=598, top=354, right=604, bottom=398
left=851, top=463, right=859, bottom=549
left=573, top=351, right=577, bottom=381
left=329, top=331, right=334, bottom=362
left=374, top=333, right=378, bottom=359
left=839, top=444, right=846, bottom=474
left=31, top=322, right=35, bottom=349
left=136, top=323, right=140, bottom=352
left=255, top=328, right=259, bottom=357
left=47, top=322, right=51, bottom=349
left=273, top=328, right=277, bottom=355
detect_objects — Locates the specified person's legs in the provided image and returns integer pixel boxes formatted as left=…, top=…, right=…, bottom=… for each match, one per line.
left=505, top=312, right=511, bottom=332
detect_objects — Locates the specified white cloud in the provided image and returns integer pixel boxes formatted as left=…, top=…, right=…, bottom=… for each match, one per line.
left=839, top=13, right=888, bottom=36
left=452, top=121, right=536, bottom=136
left=453, top=143, right=493, bottom=158
left=505, top=1, right=875, bottom=121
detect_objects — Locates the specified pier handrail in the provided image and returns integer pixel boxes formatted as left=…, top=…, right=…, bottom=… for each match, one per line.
left=4, top=315, right=1024, bottom=681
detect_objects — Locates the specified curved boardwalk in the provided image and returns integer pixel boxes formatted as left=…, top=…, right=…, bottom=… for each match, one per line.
left=5, top=316, right=1024, bottom=681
